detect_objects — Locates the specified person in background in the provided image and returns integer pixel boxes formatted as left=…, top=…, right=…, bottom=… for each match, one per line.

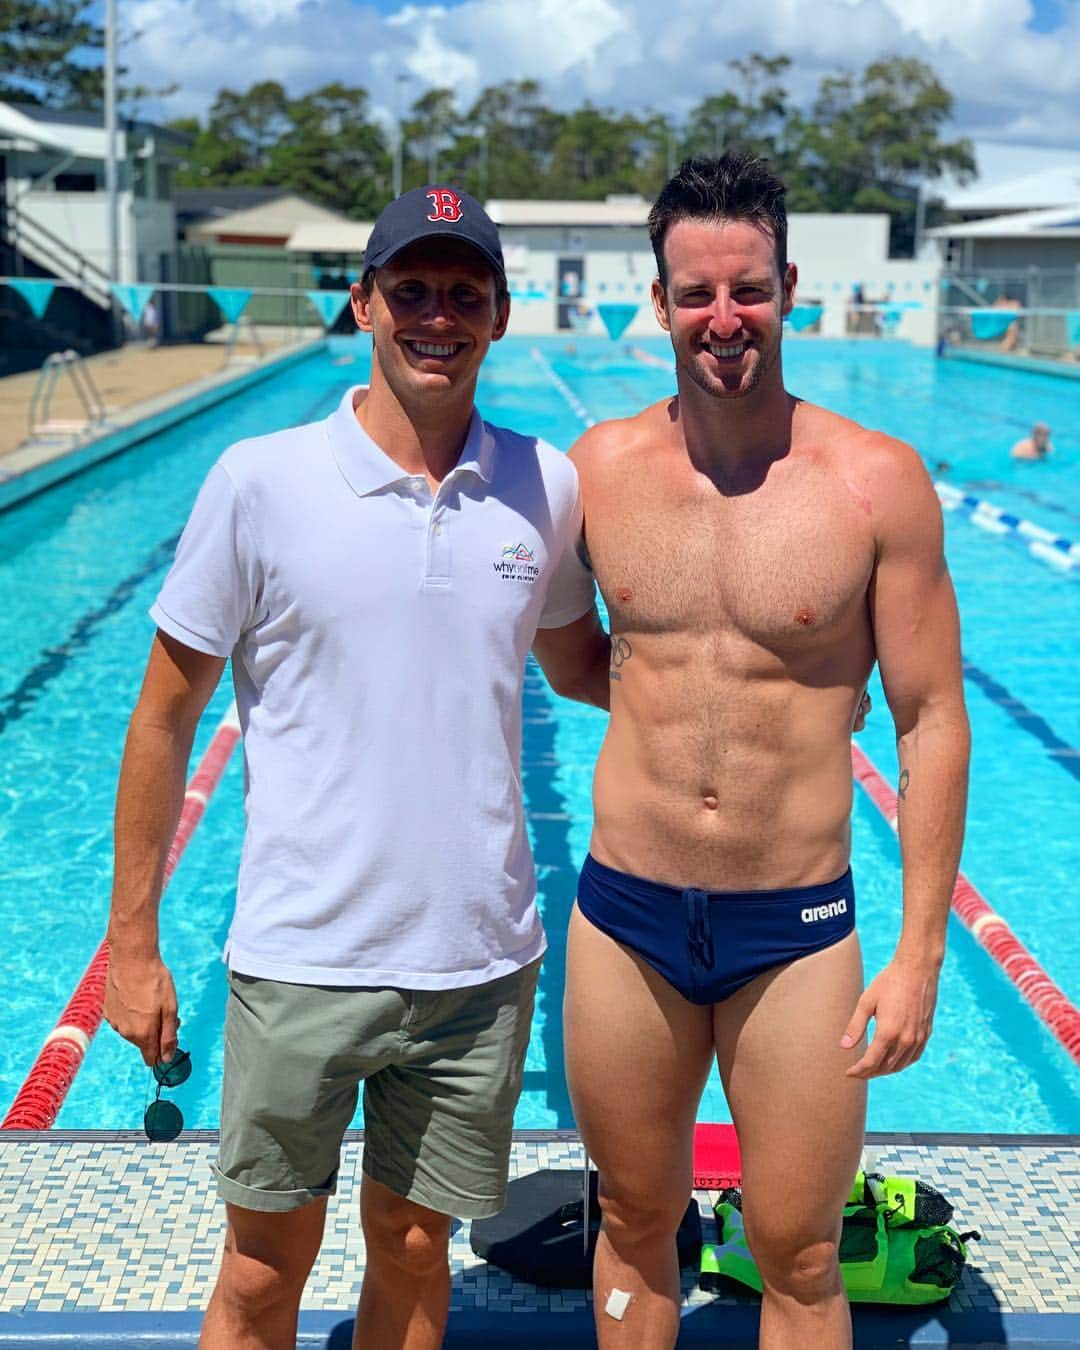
left=104, top=185, right=609, bottom=1350
left=1011, top=422, right=1053, bottom=461
left=141, top=297, right=159, bottom=347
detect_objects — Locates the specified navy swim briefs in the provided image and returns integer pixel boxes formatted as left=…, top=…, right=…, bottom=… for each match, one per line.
left=576, top=853, right=856, bottom=1005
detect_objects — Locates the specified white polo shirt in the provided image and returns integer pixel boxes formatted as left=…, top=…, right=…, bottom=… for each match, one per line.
left=150, top=386, right=595, bottom=988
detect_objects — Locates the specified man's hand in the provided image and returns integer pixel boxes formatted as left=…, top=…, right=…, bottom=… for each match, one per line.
left=104, top=949, right=180, bottom=1068
left=840, top=954, right=941, bottom=1079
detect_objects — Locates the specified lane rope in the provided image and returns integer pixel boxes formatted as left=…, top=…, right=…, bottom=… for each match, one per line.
left=2, top=703, right=242, bottom=1130
left=851, top=741, right=1080, bottom=1066
left=531, top=347, right=595, bottom=427
left=935, top=484, right=1079, bottom=573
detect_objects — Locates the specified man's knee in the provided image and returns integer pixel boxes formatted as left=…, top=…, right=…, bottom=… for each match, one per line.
left=363, top=1192, right=452, bottom=1280
left=748, top=1226, right=843, bottom=1306
left=598, top=1172, right=690, bottom=1249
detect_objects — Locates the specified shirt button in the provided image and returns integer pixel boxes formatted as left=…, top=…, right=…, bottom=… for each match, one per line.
left=433, top=525, right=443, bottom=535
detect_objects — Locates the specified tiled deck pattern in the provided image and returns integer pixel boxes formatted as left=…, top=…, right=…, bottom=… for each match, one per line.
left=0, top=1132, right=1077, bottom=1346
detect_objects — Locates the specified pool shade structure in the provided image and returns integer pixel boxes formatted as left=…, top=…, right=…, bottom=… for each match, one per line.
left=596, top=303, right=638, bottom=340
left=305, top=290, right=352, bottom=328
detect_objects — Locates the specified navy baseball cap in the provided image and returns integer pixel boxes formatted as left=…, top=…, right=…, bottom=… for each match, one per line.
left=364, top=185, right=505, bottom=280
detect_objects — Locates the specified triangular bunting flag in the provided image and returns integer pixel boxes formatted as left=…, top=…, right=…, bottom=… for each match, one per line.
left=596, top=302, right=638, bottom=340
left=305, top=290, right=352, bottom=328
left=8, top=279, right=55, bottom=319
left=111, top=283, right=157, bottom=323
left=207, top=287, right=252, bottom=324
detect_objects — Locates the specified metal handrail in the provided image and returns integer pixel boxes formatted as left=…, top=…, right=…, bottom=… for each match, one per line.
left=2, top=206, right=112, bottom=307
left=28, top=350, right=108, bottom=439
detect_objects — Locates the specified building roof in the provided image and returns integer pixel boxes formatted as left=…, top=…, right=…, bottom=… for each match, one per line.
left=0, top=102, right=75, bottom=153
left=173, top=187, right=295, bottom=222
left=187, top=194, right=350, bottom=242
left=486, top=197, right=650, bottom=227
left=936, top=141, right=1080, bottom=214
left=286, top=220, right=374, bottom=253
left=5, top=100, right=189, bottom=146
left=928, top=203, right=1080, bottom=240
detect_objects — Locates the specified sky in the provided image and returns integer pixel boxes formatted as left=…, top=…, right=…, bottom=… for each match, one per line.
left=110, top=0, right=1080, bottom=153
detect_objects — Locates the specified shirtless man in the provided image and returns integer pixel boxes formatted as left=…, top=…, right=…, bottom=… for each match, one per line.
left=565, top=154, right=970, bottom=1349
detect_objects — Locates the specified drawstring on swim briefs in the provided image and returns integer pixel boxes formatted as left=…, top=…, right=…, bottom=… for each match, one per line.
left=687, top=889, right=715, bottom=973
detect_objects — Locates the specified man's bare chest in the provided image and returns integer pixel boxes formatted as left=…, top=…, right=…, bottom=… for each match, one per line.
left=587, top=482, right=875, bottom=650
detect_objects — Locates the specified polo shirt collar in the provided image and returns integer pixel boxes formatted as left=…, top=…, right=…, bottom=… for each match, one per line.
left=329, top=386, right=495, bottom=497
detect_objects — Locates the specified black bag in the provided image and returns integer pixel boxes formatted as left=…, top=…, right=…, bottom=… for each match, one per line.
left=470, top=1168, right=702, bottom=1288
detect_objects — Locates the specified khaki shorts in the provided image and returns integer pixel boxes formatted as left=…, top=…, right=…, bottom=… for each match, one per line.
left=215, top=960, right=540, bottom=1219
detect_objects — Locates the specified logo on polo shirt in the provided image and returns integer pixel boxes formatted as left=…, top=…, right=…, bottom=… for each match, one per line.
left=494, top=542, right=540, bottom=582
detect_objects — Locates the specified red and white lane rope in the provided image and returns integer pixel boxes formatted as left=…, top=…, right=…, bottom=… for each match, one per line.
left=2, top=703, right=242, bottom=1130
left=851, top=741, right=1080, bottom=1066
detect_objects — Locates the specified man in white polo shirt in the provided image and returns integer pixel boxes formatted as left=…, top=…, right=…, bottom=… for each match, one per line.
left=104, top=186, right=610, bottom=1349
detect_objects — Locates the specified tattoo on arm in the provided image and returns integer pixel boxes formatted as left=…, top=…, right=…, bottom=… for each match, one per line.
left=898, top=769, right=910, bottom=801
left=609, top=635, right=631, bottom=682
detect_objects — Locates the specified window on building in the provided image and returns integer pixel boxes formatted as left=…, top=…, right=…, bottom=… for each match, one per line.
left=54, top=172, right=98, bottom=192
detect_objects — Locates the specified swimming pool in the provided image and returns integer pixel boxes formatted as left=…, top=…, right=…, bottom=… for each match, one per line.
left=1, top=335, right=1077, bottom=1135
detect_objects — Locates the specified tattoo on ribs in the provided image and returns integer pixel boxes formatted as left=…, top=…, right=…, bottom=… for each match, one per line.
left=898, top=769, right=910, bottom=802
left=609, top=634, right=632, bottom=682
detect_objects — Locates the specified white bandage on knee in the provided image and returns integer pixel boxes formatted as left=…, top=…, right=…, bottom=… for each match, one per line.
left=604, top=1288, right=632, bottom=1321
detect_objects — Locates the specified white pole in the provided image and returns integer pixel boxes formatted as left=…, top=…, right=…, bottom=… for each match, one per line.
left=104, top=0, right=119, bottom=283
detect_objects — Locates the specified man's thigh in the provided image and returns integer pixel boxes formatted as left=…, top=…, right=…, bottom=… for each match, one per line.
left=216, top=973, right=405, bottom=1212
left=565, top=905, right=715, bottom=1192
left=714, top=931, right=867, bottom=1248
left=362, top=959, right=541, bottom=1221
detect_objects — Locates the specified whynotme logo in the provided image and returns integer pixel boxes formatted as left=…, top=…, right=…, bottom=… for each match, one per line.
left=801, top=898, right=848, bottom=924
left=493, top=542, right=539, bottom=582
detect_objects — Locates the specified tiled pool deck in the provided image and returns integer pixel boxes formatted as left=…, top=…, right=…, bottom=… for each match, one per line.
left=0, top=1131, right=1076, bottom=1347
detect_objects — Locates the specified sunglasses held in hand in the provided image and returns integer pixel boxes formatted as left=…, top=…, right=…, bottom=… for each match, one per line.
left=144, top=1048, right=191, bottom=1142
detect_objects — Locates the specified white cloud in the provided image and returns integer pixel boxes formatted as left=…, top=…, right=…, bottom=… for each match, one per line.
left=123, top=0, right=1080, bottom=151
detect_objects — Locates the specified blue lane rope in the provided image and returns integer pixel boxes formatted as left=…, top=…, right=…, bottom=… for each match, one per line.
left=935, top=484, right=1079, bottom=573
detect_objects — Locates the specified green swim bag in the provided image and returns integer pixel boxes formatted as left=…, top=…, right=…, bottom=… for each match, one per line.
left=700, top=1171, right=980, bottom=1306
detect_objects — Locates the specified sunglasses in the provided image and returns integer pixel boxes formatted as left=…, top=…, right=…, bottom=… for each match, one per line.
left=144, top=1048, right=191, bottom=1142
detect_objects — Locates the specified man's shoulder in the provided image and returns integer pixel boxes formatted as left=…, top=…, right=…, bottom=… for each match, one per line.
left=801, top=401, right=926, bottom=479
left=567, top=398, right=671, bottom=473
left=485, top=419, right=579, bottom=490
left=217, top=417, right=327, bottom=490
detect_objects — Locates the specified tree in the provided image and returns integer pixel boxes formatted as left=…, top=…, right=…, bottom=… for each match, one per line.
left=789, top=57, right=975, bottom=253
left=270, top=84, right=390, bottom=217
left=402, top=88, right=459, bottom=189
left=0, top=0, right=103, bottom=106
left=545, top=104, right=644, bottom=198
left=204, top=82, right=292, bottom=178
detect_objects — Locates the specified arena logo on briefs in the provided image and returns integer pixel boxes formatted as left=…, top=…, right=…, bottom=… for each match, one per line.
left=800, top=898, right=848, bottom=924
left=493, top=542, right=539, bottom=582
left=427, top=188, right=464, bottom=223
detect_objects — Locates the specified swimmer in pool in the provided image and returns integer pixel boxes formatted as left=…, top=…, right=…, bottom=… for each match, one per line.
left=564, top=154, right=971, bottom=1349
left=1011, top=422, right=1053, bottom=461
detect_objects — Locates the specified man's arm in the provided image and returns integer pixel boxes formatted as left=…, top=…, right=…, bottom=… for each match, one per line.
left=105, top=631, right=225, bottom=1065
left=531, top=606, right=611, bottom=711
left=842, top=441, right=971, bottom=1079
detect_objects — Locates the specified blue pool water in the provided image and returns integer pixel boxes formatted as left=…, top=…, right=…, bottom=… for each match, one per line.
left=1, top=335, right=1077, bottom=1134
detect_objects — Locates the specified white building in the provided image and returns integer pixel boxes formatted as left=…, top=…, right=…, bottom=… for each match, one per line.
left=0, top=100, right=186, bottom=306
left=484, top=196, right=938, bottom=342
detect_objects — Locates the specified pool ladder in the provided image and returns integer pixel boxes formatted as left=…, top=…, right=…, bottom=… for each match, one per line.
left=28, top=349, right=107, bottom=440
